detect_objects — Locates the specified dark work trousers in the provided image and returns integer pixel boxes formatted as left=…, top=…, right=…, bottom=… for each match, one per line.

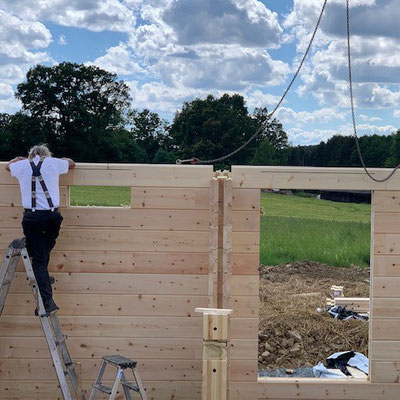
left=22, top=210, right=63, bottom=304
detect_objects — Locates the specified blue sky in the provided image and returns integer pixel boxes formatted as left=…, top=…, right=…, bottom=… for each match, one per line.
left=0, top=0, right=399, bottom=145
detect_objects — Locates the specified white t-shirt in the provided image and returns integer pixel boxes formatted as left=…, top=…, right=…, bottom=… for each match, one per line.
left=10, top=156, right=69, bottom=210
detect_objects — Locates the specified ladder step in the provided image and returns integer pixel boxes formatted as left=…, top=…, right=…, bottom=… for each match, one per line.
left=63, top=363, right=74, bottom=376
left=92, top=383, right=112, bottom=395
left=121, top=381, right=140, bottom=392
left=56, top=335, right=67, bottom=346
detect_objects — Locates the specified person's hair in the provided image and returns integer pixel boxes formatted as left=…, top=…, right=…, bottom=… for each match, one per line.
left=28, top=144, right=52, bottom=160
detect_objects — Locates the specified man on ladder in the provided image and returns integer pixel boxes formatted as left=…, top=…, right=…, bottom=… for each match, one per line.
left=6, top=144, right=75, bottom=314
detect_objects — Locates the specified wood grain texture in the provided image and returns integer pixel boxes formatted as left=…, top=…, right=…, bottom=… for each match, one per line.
left=373, top=277, right=400, bottom=298
left=0, top=228, right=209, bottom=252
left=374, top=255, right=400, bottom=277
left=232, top=189, right=260, bottom=211
left=9, top=272, right=208, bottom=295
left=0, top=185, right=68, bottom=208
left=231, top=165, right=400, bottom=190
left=26, top=250, right=209, bottom=274
left=131, top=187, right=209, bottom=209
left=230, top=381, right=400, bottom=399
left=0, top=316, right=203, bottom=338
left=3, top=293, right=208, bottom=316
left=374, top=191, right=400, bottom=213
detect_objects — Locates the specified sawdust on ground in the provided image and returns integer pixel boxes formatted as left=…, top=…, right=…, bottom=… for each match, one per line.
left=258, top=261, right=370, bottom=370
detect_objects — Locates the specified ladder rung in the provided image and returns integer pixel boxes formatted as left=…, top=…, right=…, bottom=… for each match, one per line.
left=92, top=383, right=112, bottom=394
left=63, top=363, right=74, bottom=376
left=121, top=381, right=140, bottom=392
left=1, top=280, right=12, bottom=287
left=56, top=335, right=67, bottom=346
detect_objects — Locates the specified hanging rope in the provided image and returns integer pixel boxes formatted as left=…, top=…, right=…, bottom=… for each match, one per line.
left=177, top=0, right=328, bottom=165
left=346, top=0, right=400, bottom=182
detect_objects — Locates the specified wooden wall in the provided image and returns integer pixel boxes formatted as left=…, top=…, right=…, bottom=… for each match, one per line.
left=370, top=191, right=400, bottom=384
left=0, top=163, right=212, bottom=399
left=1, top=163, right=400, bottom=399
left=229, top=166, right=400, bottom=400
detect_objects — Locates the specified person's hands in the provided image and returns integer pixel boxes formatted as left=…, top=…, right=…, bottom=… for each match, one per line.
left=62, top=158, right=76, bottom=169
left=6, top=156, right=26, bottom=171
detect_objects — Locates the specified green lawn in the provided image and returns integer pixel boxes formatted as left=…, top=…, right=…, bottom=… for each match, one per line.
left=69, top=187, right=371, bottom=267
left=260, top=193, right=371, bottom=267
left=69, top=186, right=130, bottom=207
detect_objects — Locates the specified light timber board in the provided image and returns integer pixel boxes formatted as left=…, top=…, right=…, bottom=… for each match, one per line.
left=9, top=272, right=208, bottom=295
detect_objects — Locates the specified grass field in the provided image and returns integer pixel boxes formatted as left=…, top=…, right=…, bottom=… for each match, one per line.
left=260, top=193, right=371, bottom=267
left=69, top=187, right=371, bottom=267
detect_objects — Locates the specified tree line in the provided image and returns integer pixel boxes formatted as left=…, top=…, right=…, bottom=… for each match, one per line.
left=0, top=62, right=399, bottom=169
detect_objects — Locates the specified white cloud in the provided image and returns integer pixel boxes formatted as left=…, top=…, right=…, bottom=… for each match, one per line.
left=359, top=114, right=382, bottom=122
left=394, top=110, right=400, bottom=119
left=276, top=107, right=346, bottom=126
left=0, top=10, right=52, bottom=89
left=288, top=121, right=396, bottom=145
left=0, top=0, right=136, bottom=33
left=89, top=43, right=145, bottom=76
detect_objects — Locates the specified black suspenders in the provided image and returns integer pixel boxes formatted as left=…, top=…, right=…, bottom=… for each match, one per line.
left=29, top=157, right=55, bottom=212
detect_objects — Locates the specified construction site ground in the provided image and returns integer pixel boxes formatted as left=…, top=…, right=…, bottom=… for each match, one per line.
left=258, top=261, right=370, bottom=375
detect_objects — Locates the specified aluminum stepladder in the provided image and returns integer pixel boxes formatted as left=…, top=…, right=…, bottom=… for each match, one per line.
left=0, top=238, right=85, bottom=400
left=89, top=355, right=148, bottom=400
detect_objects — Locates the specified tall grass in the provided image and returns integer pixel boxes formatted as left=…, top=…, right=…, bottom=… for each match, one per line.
left=260, top=193, right=371, bottom=267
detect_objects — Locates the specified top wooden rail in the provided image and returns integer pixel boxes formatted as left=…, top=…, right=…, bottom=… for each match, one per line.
left=0, top=162, right=213, bottom=188
left=231, top=165, right=400, bottom=190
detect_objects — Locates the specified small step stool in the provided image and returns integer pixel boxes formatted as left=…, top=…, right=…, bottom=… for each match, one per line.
left=89, top=355, right=148, bottom=400
left=0, top=238, right=85, bottom=400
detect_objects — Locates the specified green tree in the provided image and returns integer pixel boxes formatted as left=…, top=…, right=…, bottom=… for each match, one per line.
left=127, top=109, right=170, bottom=163
left=16, top=62, right=132, bottom=161
left=170, top=94, right=287, bottom=167
left=386, top=131, right=400, bottom=167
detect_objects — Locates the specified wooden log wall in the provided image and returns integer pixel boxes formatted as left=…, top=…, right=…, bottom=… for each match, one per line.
left=1, top=162, right=400, bottom=399
left=0, top=162, right=212, bottom=400
left=229, top=166, right=400, bottom=400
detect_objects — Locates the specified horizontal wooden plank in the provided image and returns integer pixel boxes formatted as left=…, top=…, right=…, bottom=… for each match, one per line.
left=374, top=191, right=400, bottom=213
left=374, top=234, right=400, bottom=255
left=232, top=232, right=259, bottom=253
left=231, top=275, right=259, bottom=296
left=0, top=228, right=209, bottom=252
left=232, top=210, right=260, bottom=232
left=62, top=208, right=209, bottom=230
left=374, top=213, right=400, bottom=234
left=24, top=250, right=209, bottom=274
left=0, top=337, right=203, bottom=359
left=0, top=185, right=68, bottom=208
left=230, top=380, right=400, bottom=400
left=373, top=277, right=400, bottom=298
left=373, top=298, right=400, bottom=318
left=131, top=187, right=209, bottom=209
left=232, top=253, right=259, bottom=275
left=0, top=380, right=202, bottom=400
left=0, top=358, right=259, bottom=382
left=0, top=358, right=202, bottom=381
left=230, top=318, right=258, bottom=339
left=0, top=337, right=255, bottom=360
left=3, top=293, right=208, bottom=316
left=371, top=361, right=400, bottom=383
left=371, top=318, right=400, bottom=340
left=232, top=166, right=400, bottom=190
left=231, top=296, right=258, bottom=317
left=232, top=189, right=260, bottom=211
left=373, top=255, right=400, bottom=277
left=230, top=339, right=258, bottom=360
left=334, top=297, right=369, bottom=313
left=65, top=163, right=213, bottom=187
left=370, top=341, right=400, bottom=361
left=9, top=273, right=208, bottom=295
left=0, top=316, right=203, bottom=338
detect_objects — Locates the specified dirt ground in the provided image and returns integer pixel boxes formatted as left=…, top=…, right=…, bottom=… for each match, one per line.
left=258, top=261, right=370, bottom=370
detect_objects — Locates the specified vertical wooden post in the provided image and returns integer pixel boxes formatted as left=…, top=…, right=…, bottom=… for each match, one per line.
left=195, top=308, right=232, bottom=400
left=209, top=177, right=219, bottom=308
left=222, top=176, right=232, bottom=310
